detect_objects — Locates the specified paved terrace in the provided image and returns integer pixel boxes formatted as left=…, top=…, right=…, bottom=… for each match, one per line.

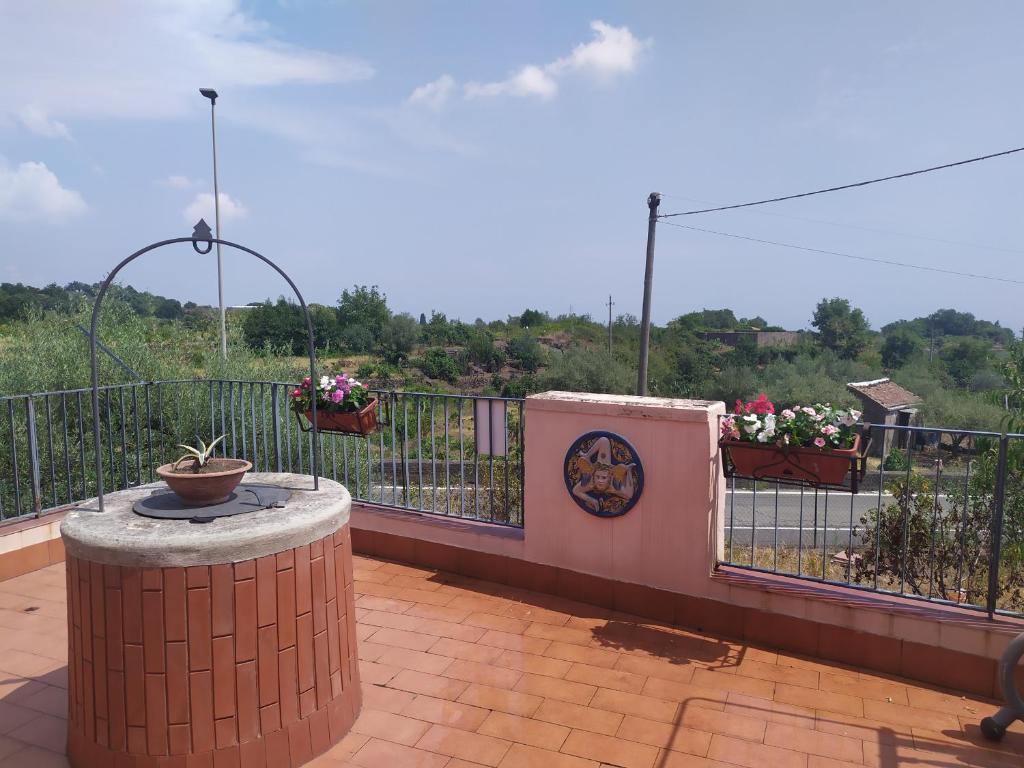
left=0, top=557, right=1021, bottom=768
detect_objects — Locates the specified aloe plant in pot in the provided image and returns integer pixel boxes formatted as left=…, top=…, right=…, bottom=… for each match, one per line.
left=155, top=435, right=252, bottom=506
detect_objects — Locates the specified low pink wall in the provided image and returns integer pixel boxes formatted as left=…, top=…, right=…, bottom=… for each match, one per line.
left=350, top=390, right=1023, bottom=668
left=522, top=392, right=727, bottom=601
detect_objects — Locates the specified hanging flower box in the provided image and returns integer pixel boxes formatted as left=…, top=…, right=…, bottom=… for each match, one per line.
left=720, top=394, right=863, bottom=487
left=302, top=398, right=379, bottom=435
left=720, top=434, right=861, bottom=485
left=291, top=373, right=380, bottom=436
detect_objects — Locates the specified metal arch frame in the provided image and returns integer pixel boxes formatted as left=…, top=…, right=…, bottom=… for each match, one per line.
left=89, top=220, right=320, bottom=511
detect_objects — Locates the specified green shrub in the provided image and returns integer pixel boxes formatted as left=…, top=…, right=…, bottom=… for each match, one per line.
left=539, top=347, right=632, bottom=394
left=883, top=448, right=908, bottom=472
left=415, top=348, right=464, bottom=384
left=506, top=333, right=544, bottom=372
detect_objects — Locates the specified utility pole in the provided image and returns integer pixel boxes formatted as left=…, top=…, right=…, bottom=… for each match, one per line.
left=200, top=88, right=227, bottom=359
left=606, top=294, right=615, bottom=354
left=637, top=192, right=660, bottom=395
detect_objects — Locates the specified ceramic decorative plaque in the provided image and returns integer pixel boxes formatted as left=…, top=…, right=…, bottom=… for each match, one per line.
left=563, top=430, right=644, bottom=518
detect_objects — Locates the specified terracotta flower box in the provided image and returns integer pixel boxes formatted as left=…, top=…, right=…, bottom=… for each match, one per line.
left=720, top=434, right=861, bottom=486
left=303, top=397, right=379, bottom=436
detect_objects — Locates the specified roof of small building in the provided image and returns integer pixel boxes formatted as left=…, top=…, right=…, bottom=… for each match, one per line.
left=846, top=378, right=922, bottom=410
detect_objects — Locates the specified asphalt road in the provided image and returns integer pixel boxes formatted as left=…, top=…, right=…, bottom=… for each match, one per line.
left=724, top=489, right=894, bottom=548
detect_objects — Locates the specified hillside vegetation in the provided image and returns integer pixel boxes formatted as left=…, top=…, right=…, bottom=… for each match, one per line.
left=0, top=281, right=1018, bottom=431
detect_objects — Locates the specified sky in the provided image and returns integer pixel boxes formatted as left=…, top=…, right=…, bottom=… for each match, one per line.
left=1, top=0, right=1023, bottom=334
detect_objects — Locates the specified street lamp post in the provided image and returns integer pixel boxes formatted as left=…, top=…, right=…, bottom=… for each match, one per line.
left=199, top=88, right=227, bottom=359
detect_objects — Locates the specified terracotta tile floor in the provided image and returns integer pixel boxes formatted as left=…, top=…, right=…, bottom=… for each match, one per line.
left=1, top=557, right=1023, bottom=767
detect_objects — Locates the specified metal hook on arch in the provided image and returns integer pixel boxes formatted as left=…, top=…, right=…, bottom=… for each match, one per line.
left=191, top=219, right=214, bottom=254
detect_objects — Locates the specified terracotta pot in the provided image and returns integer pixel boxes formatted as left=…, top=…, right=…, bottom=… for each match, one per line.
left=303, top=397, right=379, bottom=435
left=721, top=435, right=860, bottom=486
left=156, top=458, right=252, bottom=506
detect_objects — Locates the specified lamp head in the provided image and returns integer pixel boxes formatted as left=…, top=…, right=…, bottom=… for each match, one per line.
left=199, top=88, right=218, bottom=104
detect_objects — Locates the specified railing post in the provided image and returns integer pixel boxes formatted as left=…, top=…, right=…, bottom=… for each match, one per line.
left=271, top=385, right=283, bottom=473
left=987, top=434, right=1010, bottom=617
left=26, top=399, right=42, bottom=517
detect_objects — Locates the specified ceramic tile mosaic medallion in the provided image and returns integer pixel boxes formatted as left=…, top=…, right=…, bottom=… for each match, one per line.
left=563, top=430, right=644, bottom=517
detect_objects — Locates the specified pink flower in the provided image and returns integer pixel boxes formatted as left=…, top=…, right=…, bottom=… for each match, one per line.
left=781, top=409, right=795, bottom=420
left=331, top=390, right=345, bottom=404
left=821, top=425, right=839, bottom=436
left=301, top=376, right=311, bottom=388
left=291, top=388, right=302, bottom=399
left=814, top=437, right=826, bottom=448
left=802, top=407, right=817, bottom=417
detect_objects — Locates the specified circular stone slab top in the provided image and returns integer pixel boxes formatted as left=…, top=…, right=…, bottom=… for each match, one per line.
left=61, top=473, right=351, bottom=567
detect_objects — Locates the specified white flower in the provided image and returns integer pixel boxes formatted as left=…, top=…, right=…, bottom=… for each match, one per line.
left=756, top=431, right=771, bottom=443
left=319, top=375, right=331, bottom=390
left=839, top=409, right=861, bottom=427
left=762, top=414, right=777, bottom=438
left=742, top=414, right=760, bottom=434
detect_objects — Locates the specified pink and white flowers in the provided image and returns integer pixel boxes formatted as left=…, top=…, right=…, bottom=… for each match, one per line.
left=291, top=372, right=370, bottom=414
left=723, top=394, right=861, bottom=450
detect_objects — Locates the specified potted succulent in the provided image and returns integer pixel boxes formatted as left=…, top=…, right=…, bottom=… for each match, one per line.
left=720, top=394, right=863, bottom=486
left=291, top=372, right=379, bottom=435
left=156, top=435, right=251, bottom=506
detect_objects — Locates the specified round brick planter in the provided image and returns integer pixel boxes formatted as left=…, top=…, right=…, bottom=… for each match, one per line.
left=60, top=473, right=361, bottom=767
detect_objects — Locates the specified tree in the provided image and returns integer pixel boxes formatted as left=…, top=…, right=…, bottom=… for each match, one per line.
left=419, top=312, right=427, bottom=325
left=940, top=338, right=990, bottom=387
left=336, top=285, right=390, bottom=352
left=340, top=325, right=374, bottom=354
left=671, top=341, right=716, bottom=396
left=380, top=313, right=419, bottom=364
left=422, top=311, right=453, bottom=346
left=881, top=329, right=921, bottom=370
left=507, top=333, right=544, bottom=372
left=811, top=298, right=870, bottom=359
left=519, top=309, right=548, bottom=328
left=309, top=305, right=341, bottom=352
left=154, top=298, right=184, bottom=320
left=465, top=330, right=505, bottom=372
left=539, top=347, right=632, bottom=394
left=416, top=348, right=464, bottom=383
left=670, top=309, right=741, bottom=332
left=242, top=299, right=304, bottom=354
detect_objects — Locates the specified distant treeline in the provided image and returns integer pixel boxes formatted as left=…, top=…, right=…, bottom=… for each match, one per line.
left=882, top=308, right=1015, bottom=346
left=0, top=281, right=199, bottom=322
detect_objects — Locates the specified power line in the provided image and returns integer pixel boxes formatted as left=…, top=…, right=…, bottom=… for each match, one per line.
left=659, top=193, right=1024, bottom=255
left=658, top=145, right=1024, bottom=218
left=659, top=219, right=1024, bottom=286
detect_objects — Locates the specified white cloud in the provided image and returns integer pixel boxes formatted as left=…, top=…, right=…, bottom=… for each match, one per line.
left=408, top=75, right=456, bottom=111
left=16, top=105, right=72, bottom=140
left=549, top=21, right=648, bottom=78
left=183, top=192, right=248, bottom=225
left=465, top=66, right=559, bottom=100
left=0, top=157, right=87, bottom=222
left=162, top=174, right=198, bottom=189
left=0, top=1, right=373, bottom=129
left=459, top=21, right=648, bottom=103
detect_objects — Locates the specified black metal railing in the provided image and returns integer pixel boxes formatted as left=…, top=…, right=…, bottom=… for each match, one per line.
left=0, top=379, right=524, bottom=528
left=721, top=423, right=1024, bottom=617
